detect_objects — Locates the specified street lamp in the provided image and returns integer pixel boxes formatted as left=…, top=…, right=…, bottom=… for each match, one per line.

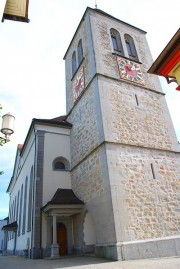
left=0, top=112, right=15, bottom=146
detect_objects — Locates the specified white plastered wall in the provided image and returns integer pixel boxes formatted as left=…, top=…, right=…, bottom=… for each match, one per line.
left=43, top=128, right=71, bottom=205
left=7, top=130, right=35, bottom=252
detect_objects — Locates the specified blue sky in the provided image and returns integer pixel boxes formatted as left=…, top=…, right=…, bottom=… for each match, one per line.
left=0, top=0, right=180, bottom=219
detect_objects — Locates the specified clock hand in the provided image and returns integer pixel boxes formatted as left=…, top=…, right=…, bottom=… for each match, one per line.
left=125, top=64, right=132, bottom=70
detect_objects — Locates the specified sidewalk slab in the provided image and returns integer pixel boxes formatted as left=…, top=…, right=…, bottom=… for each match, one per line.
left=0, top=254, right=179, bottom=269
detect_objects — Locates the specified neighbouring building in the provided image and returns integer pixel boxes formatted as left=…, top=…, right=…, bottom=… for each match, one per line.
left=0, top=217, right=8, bottom=253
left=148, top=28, right=180, bottom=91
left=3, top=7, right=180, bottom=260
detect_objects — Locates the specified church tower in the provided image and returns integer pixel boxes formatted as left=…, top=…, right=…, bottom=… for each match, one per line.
left=64, top=8, right=180, bottom=260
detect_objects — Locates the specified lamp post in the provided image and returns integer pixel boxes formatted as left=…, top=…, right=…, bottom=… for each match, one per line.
left=0, top=112, right=15, bottom=146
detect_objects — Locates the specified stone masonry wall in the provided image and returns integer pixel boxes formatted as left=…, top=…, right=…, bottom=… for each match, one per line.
left=68, top=81, right=101, bottom=168
left=65, top=15, right=96, bottom=114
left=66, top=9, right=180, bottom=250
left=107, top=143, right=180, bottom=241
left=71, top=145, right=117, bottom=245
left=89, top=10, right=162, bottom=93
left=65, top=19, right=87, bottom=113
left=71, top=148, right=104, bottom=202
left=99, top=76, right=178, bottom=151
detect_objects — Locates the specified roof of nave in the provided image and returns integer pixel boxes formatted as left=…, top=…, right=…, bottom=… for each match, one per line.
left=19, top=115, right=72, bottom=156
left=32, top=115, right=72, bottom=128
left=6, top=115, right=72, bottom=193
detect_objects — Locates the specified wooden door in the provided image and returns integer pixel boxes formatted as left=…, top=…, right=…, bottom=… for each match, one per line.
left=57, top=223, right=67, bottom=255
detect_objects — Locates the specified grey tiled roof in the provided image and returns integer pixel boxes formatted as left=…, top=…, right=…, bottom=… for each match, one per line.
left=48, top=189, right=84, bottom=205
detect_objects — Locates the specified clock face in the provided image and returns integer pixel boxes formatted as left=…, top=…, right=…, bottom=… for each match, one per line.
left=117, top=57, right=144, bottom=85
left=72, top=67, right=85, bottom=102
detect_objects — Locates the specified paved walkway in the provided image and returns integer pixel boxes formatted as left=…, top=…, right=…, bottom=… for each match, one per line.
left=0, top=254, right=180, bottom=269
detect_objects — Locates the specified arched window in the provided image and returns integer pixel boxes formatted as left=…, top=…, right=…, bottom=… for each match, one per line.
left=9, top=203, right=12, bottom=223
left=72, top=51, right=77, bottom=77
left=12, top=200, right=15, bottom=239
left=22, top=176, right=28, bottom=234
left=18, top=184, right=23, bottom=236
left=12, top=201, right=15, bottom=222
left=124, top=34, right=139, bottom=61
left=77, top=39, right=83, bottom=66
left=16, top=191, right=20, bottom=235
left=55, top=161, right=65, bottom=170
left=110, top=28, right=124, bottom=55
left=53, top=157, right=70, bottom=171
left=27, top=166, right=33, bottom=232
left=14, top=196, right=17, bottom=221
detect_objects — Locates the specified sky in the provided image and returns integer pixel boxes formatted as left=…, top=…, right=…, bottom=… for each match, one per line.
left=0, top=0, right=180, bottom=219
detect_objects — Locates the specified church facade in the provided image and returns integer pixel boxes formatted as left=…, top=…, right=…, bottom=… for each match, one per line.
left=3, top=7, right=180, bottom=260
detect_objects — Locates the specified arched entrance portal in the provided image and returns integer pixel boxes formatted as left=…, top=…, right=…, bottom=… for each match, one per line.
left=57, top=223, right=67, bottom=255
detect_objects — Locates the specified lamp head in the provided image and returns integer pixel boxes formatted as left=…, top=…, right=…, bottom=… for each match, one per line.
left=1, top=113, right=15, bottom=137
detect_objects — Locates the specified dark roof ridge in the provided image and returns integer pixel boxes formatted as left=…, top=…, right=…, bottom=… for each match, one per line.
left=18, top=115, right=72, bottom=158
left=32, top=115, right=72, bottom=127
